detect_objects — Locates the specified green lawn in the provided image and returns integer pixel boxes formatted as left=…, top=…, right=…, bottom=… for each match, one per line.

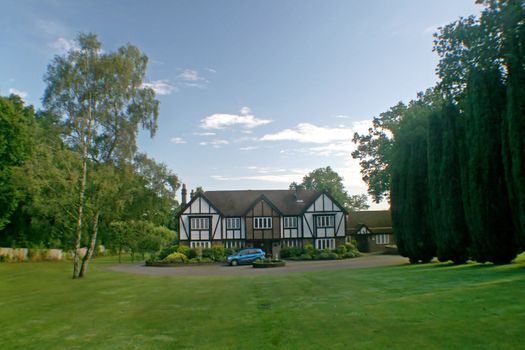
left=1, top=256, right=524, bottom=350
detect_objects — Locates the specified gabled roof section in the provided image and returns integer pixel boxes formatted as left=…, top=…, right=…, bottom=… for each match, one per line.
left=348, top=210, right=392, bottom=234
left=179, top=193, right=223, bottom=216
left=301, top=190, right=349, bottom=215
left=203, top=190, right=319, bottom=216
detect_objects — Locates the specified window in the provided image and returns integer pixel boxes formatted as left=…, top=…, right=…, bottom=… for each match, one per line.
left=375, top=234, right=390, bottom=245
left=225, top=241, right=244, bottom=249
left=190, top=241, right=211, bottom=248
left=253, top=217, right=272, bottom=229
left=227, top=217, right=241, bottom=229
left=190, top=217, right=210, bottom=230
left=315, top=238, right=335, bottom=250
left=316, top=215, right=335, bottom=228
left=283, top=239, right=301, bottom=248
left=283, top=217, right=298, bottom=228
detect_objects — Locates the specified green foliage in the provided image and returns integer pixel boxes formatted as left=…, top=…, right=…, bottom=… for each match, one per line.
left=280, top=247, right=304, bottom=259
left=290, top=167, right=369, bottom=211
left=460, top=69, right=518, bottom=264
left=316, top=250, right=340, bottom=260
left=0, top=95, right=35, bottom=231
left=391, top=103, right=435, bottom=263
left=177, top=245, right=191, bottom=258
left=158, top=245, right=179, bottom=260
left=164, top=252, right=188, bottom=263
left=289, top=253, right=313, bottom=261
left=427, top=104, right=470, bottom=264
left=304, top=244, right=315, bottom=256
left=188, top=257, right=214, bottom=264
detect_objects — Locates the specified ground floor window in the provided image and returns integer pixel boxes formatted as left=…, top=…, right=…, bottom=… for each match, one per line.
left=224, top=240, right=245, bottom=249
left=282, top=239, right=301, bottom=248
left=375, top=234, right=389, bottom=245
left=315, top=238, right=335, bottom=250
left=191, top=241, right=211, bottom=248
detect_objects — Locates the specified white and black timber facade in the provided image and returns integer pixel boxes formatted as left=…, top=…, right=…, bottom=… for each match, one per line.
left=178, top=188, right=348, bottom=257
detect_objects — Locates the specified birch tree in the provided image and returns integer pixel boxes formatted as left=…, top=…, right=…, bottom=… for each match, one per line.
left=43, top=33, right=159, bottom=278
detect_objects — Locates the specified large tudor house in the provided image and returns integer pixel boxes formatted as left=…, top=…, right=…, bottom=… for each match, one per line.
left=178, top=186, right=347, bottom=257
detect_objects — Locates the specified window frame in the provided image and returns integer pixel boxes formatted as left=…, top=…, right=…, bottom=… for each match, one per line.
left=190, top=216, right=211, bottom=230
left=253, top=216, right=273, bottom=229
left=283, top=216, right=298, bottom=229
left=315, top=214, right=335, bottom=228
left=226, top=217, right=241, bottom=230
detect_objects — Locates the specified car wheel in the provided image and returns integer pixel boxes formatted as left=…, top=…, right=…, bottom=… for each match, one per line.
left=230, top=260, right=239, bottom=266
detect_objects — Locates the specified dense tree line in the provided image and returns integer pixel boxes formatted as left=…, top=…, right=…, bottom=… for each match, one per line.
left=0, top=34, right=179, bottom=277
left=353, top=0, right=524, bottom=264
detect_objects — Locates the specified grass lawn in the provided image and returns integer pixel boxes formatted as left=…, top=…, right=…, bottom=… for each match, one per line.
left=1, top=255, right=524, bottom=350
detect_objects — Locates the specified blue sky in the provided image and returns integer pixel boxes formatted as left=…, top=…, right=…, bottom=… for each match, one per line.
left=0, top=0, right=482, bottom=209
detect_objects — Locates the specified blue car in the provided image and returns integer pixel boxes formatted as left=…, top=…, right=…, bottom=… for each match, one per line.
left=227, top=248, right=265, bottom=266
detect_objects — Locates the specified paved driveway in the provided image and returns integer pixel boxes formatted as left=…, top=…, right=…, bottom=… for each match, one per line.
left=105, top=254, right=408, bottom=277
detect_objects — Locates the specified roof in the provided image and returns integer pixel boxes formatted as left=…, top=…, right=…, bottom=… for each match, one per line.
left=348, top=210, right=392, bottom=234
left=202, top=190, right=320, bottom=216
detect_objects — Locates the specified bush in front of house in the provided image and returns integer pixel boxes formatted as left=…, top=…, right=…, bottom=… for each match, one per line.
left=188, top=257, right=214, bottom=264
left=280, top=247, right=305, bottom=259
left=158, top=245, right=179, bottom=260
left=281, top=243, right=359, bottom=261
left=164, top=252, right=188, bottom=263
left=316, top=250, right=340, bottom=260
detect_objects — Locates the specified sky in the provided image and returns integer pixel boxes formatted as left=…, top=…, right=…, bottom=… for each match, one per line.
left=0, top=0, right=483, bottom=209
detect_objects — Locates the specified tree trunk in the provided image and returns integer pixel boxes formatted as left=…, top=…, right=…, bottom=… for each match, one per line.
left=79, top=211, right=100, bottom=278
left=72, top=151, right=88, bottom=279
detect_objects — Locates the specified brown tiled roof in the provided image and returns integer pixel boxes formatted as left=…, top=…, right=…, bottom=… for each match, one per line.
left=348, top=210, right=392, bottom=234
left=203, top=190, right=320, bottom=216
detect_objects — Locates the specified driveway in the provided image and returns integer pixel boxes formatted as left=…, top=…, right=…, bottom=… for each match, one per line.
left=105, top=254, right=408, bottom=277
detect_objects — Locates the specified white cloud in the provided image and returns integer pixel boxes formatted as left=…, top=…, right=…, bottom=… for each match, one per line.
left=206, top=68, right=217, bottom=73
left=211, top=167, right=309, bottom=184
left=142, top=80, right=177, bottom=95
left=260, top=123, right=349, bottom=144
left=240, top=106, right=251, bottom=115
left=261, top=121, right=372, bottom=145
left=193, top=132, right=216, bottom=136
left=178, top=69, right=204, bottom=82
left=199, top=139, right=229, bottom=148
left=200, top=107, right=272, bottom=129
left=49, top=37, right=77, bottom=53
left=169, top=137, right=186, bottom=144
left=239, top=146, right=259, bottom=151
left=8, top=88, right=28, bottom=99
left=335, top=115, right=351, bottom=119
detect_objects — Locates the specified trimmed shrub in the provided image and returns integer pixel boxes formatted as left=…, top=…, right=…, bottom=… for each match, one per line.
left=289, top=253, right=313, bottom=260
left=335, top=245, right=347, bottom=256
left=317, top=250, right=339, bottom=260
left=280, top=247, right=304, bottom=259
left=177, top=246, right=191, bottom=258
left=158, top=245, right=179, bottom=260
left=191, top=247, right=202, bottom=259
left=304, top=244, right=315, bottom=256
left=188, top=257, right=214, bottom=264
left=164, top=252, right=188, bottom=263
left=211, top=246, right=226, bottom=261
left=202, top=248, right=213, bottom=259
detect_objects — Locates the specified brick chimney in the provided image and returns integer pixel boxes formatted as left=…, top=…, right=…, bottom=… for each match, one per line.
left=181, top=184, right=187, bottom=205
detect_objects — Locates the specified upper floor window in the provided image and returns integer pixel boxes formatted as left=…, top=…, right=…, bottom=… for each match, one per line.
left=316, top=215, right=335, bottom=228
left=254, top=217, right=272, bottom=229
left=227, top=217, right=241, bottom=229
left=283, top=216, right=298, bottom=228
left=191, top=217, right=209, bottom=230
